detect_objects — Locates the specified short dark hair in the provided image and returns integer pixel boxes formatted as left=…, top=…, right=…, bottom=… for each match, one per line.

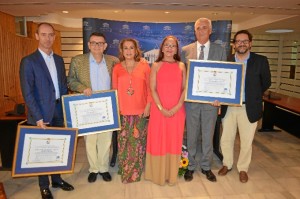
left=36, top=22, right=55, bottom=34
left=89, top=32, right=106, bottom=41
left=233, top=30, right=253, bottom=43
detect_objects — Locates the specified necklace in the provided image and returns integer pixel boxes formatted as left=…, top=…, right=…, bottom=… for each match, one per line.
left=124, top=61, right=135, bottom=96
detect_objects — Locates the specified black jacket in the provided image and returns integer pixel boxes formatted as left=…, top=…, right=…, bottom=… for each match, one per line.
left=221, top=52, right=271, bottom=123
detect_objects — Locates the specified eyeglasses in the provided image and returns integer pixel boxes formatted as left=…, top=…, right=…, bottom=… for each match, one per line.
left=235, top=40, right=250, bottom=45
left=164, top=44, right=177, bottom=49
left=89, top=41, right=106, bottom=47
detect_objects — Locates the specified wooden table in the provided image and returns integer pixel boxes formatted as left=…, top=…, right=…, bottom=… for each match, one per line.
left=259, top=93, right=300, bottom=137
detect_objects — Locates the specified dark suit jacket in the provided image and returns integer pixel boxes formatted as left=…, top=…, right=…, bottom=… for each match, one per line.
left=20, top=50, right=68, bottom=125
left=221, top=52, right=271, bottom=123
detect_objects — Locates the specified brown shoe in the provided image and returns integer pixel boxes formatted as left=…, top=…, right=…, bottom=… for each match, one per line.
left=218, top=166, right=232, bottom=176
left=239, top=171, right=248, bottom=183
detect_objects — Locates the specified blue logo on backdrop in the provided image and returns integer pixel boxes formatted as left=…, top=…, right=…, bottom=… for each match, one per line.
left=83, top=18, right=232, bottom=63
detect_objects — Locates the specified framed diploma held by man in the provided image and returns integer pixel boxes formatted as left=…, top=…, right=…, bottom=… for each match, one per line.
left=12, top=124, right=78, bottom=177
left=185, top=60, right=244, bottom=106
left=62, top=90, right=121, bottom=136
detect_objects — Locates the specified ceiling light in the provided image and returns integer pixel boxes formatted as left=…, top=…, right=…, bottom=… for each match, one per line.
left=62, top=11, right=69, bottom=14
left=265, top=29, right=294, bottom=33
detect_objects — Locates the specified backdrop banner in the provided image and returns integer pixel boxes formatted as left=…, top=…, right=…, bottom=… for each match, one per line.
left=83, top=18, right=232, bottom=63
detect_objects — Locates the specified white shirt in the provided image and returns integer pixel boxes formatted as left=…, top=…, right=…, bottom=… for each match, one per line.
left=197, top=40, right=210, bottom=60
left=39, top=49, right=60, bottom=99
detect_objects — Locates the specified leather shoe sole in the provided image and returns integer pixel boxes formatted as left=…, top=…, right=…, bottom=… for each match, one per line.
left=218, top=166, right=232, bottom=176
left=201, top=169, right=217, bottom=182
left=88, top=172, right=98, bottom=183
left=239, top=171, right=248, bottom=183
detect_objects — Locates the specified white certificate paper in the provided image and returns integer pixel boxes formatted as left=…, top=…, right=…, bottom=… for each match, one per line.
left=21, top=134, right=71, bottom=168
left=192, top=67, right=237, bottom=99
left=69, top=96, right=114, bottom=129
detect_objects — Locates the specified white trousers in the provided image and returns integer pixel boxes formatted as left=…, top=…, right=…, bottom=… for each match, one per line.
left=221, top=105, right=257, bottom=172
left=84, top=131, right=112, bottom=173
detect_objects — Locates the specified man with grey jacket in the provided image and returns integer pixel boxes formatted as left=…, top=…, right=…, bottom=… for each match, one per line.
left=181, top=17, right=227, bottom=182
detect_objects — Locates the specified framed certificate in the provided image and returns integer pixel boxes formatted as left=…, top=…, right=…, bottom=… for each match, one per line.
left=185, top=60, right=244, bottom=106
left=62, top=90, right=121, bottom=136
left=12, top=123, right=78, bottom=177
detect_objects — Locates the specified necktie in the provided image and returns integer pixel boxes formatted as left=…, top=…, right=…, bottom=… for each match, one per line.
left=199, top=45, right=205, bottom=60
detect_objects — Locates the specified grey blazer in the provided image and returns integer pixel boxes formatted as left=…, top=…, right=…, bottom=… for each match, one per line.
left=181, top=41, right=227, bottom=65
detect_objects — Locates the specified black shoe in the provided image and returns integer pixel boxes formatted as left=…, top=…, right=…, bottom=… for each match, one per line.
left=40, top=188, right=53, bottom=199
left=99, top=172, right=112, bottom=182
left=88, top=172, right=98, bottom=183
left=184, top=170, right=194, bottom=182
left=201, top=169, right=217, bottom=182
left=52, top=180, right=74, bottom=191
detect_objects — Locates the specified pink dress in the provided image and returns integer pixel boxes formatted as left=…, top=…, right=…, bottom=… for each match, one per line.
left=145, top=61, right=186, bottom=185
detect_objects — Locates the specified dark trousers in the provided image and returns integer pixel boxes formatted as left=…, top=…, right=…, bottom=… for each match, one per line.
left=110, top=131, right=118, bottom=165
left=39, top=101, right=64, bottom=189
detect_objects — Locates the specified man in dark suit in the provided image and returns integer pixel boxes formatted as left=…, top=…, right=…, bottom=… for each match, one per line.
left=181, top=18, right=227, bottom=182
left=19, top=22, right=74, bottom=199
left=218, top=30, right=271, bottom=183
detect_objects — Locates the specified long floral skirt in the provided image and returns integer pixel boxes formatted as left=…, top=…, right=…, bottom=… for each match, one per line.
left=118, top=115, right=147, bottom=183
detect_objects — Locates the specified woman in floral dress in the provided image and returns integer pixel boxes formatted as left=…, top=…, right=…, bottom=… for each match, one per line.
left=112, top=38, right=151, bottom=183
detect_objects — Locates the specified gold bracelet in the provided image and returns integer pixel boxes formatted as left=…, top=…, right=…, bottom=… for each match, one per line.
left=157, top=104, right=162, bottom=111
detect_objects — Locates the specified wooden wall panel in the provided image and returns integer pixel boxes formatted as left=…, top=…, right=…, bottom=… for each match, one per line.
left=61, top=45, right=83, bottom=51
left=278, top=36, right=300, bottom=97
left=0, top=26, right=36, bottom=115
left=251, top=46, right=279, bottom=53
left=61, top=32, right=83, bottom=74
left=0, top=11, right=15, bottom=34
left=63, top=51, right=83, bottom=57
left=253, top=40, right=279, bottom=46
left=61, top=38, right=83, bottom=44
left=61, top=32, right=82, bottom=37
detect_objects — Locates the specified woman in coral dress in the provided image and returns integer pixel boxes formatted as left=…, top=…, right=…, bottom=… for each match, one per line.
left=145, top=35, right=186, bottom=185
left=112, top=38, right=151, bottom=183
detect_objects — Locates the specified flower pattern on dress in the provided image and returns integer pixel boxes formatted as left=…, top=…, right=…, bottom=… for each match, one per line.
left=118, top=115, right=147, bottom=183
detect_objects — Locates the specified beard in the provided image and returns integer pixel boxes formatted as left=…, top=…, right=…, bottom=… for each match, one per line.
left=235, top=45, right=250, bottom=55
